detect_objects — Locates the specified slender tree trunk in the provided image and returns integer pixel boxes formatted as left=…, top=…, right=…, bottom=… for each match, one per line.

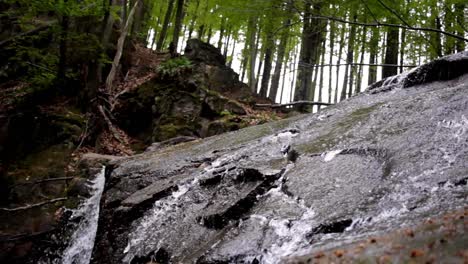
left=368, top=27, right=379, bottom=85
left=328, top=21, right=335, bottom=103
left=270, top=0, right=292, bottom=102
left=256, top=48, right=265, bottom=91
left=429, top=4, right=442, bottom=60
left=317, top=39, right=326, bottom=110
left=341, top=15, right=356, bottom=101
left=218, top=17, right=226, bottom=49
left=294, top=1, right=312, bottom=105
left=188, top=0, right=200, bottom=39
left=206, top=26, right=213, bottom=43
left=260, top=36, right=274, bottom=98
left=454, top=3, right=465, bottom=52
left=156, top=0, right=175, bottom=51
left=382, top=18, right=399, bottom=78
left=228, top=38, right=236, bottom=68
left=335, top=23, right=345, bottom=103
left=355, top=26, right=366, bottom=94
left=247, top=15, right=258, bottom=93
left=279, top=60, right=288, bottom=103
left=105, top=0, right=139, bottom=92
left=57, top=0, right=70, bottom=82
left=223, top=26, right=232, bottom=57
left=172, top=0, right=185, bottom=52
left=290, top=46, right=299, bottom=102
left=443, top=3, right=454, bottom=55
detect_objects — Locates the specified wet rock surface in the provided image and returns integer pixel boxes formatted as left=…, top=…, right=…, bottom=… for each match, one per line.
left=93, top=53, right=468, bottom=263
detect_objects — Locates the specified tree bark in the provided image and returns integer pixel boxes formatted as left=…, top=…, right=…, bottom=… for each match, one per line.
left=327, top=20, right=335, bottom=103
left=341, top=14, right=356, bottom=101
left=259, top=36, right=274, bottom=98
left=293, top=1, right=312, bottom=105
left=335, top=23, right=345, bottom=103
left=382, top=18, right=399, bottom=78
left=454, top=3, right=465, bottom=52
left=247, top=15, right=258, bottom=93
left=105, top=0, right=140, bottom=92
left=270, top=0, right=292, bottom=102
left=172, top=0, right=185, bottom=53
left=156, top=0, right=175, bottom=51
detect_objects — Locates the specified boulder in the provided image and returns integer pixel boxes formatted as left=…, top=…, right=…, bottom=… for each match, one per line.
left=87, top=53, right=468, bottom=263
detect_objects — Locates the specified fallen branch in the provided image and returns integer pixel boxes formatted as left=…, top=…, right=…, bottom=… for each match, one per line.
left=0, top=197, right=67, bottom=212
left=255, top=101, right=333, bottom=109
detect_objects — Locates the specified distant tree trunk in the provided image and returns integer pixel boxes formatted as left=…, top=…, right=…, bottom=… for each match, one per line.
left=355, top=26, right=366, bottom=94
left=279, top=60, right=288, bottom=103
left=399, top=28, right=406, bottom=73
left=156, top=0, right=175, bottom=51
left=335, top=23, right=345, bottom=103
left=131, top=0, right=145, bottom=41
left=240, top=40, right=248, bottom=82
left=260, top=35, right=274, bottom=98
left=270, top=0, right=292, bottom=102
left=223, top=26, right=232, bottom=57
left=105, top=0, right=139, bottom=92
left=341, top=15, right=356, bottom=101
left=429, top=4, right=442, bottom=60
left=454, top=3, right=465, bottom=52
left=247, top=15, right=258, bottom=93
left=317, top=39, right=326, bottom=110
left=443, top=3, right=454, bottom=55
left=228, top=38, right=236, bottom=68
left=188, top=0, right=200, bottom=39
left=328, top=21, right=335, bottom=103
left=368, top=27, right=379, bottom=85
left=382, top=18, right=399, bottom=78
left=256, top=47, right=265, bottom=91
left=57, top=0, right=70, bottom=82
left=294, top=1, right=313, bottom=106
left=290, top=46, right=299, bottom=102
left=172, top=0, right=185, bottom=52
left=218, top=17, right=226, bottom=49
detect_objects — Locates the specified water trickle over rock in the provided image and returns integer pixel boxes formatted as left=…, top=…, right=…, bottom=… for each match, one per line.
left=88, top=52, right=468, bottom=263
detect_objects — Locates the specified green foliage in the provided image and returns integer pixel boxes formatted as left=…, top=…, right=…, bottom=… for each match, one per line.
left=157, top=57, right=193, bottom=78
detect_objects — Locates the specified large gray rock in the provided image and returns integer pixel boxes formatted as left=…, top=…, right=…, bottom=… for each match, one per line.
left=92, top=52, right=468, bottom=263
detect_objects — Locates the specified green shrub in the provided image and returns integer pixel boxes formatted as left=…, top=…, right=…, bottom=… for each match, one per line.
left=157, top=57, right=192, bottom=78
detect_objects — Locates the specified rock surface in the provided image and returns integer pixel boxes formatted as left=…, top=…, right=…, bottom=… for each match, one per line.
left=113, top=39, right=252, bottom=145
left=91, top=52, right=468, bottom=263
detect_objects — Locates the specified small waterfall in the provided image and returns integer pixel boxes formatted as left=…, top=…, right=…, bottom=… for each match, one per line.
left=61, top=167, right=106, bottom=264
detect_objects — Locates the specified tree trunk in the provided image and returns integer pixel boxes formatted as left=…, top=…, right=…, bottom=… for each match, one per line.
left=382, top=18, right=399, bottom=78
left=57, top=0, right=70, bottom=82
left=327, top=21, right=335, bottom=103
left=341, top=15, right=356, bottom=101
left=368, top=27, right=379, bottom=85
left=188, top=0, right=200, bottom=39
left=156, top=0, right=175, bottom=51
left=228, top=38, right=236, bottom=68
left=293, top=1, right=312, bottom=104
left=260, top=36, right=274, bottom=98
left=105, top=0, right=139, bottom=92
left=335, top=23, right=345, bottom=103
left=247, top=15, right=258, bottom=93
left=270, top=0, right=292, bottom=102
left=317, top=39, right=326, bottom=110
left=218, top=17, right=226, bottom=49
left=355, top=26, right=366, bottom=94
left=172, top=0, right=185, bottom=53
left=454, top=3, right=465, bottom=52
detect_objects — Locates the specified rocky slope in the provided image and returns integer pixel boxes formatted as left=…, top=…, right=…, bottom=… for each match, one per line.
left=86, top=52, right=468, bottom=263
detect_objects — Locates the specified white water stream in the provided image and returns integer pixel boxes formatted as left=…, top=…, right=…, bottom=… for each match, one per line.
left=61, top=167, right=106, bottom=264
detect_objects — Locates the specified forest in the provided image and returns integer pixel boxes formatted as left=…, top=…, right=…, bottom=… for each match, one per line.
left=0, top=0, right=468, bottom=263
left=1, top=0, right=466, bottom=107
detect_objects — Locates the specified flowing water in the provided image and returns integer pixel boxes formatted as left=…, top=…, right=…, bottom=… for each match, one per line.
left=61, top=167, right=106, bottom=264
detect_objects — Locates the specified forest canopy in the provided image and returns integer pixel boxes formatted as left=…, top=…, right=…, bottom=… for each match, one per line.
left=1, top=0, right=467, bottom=105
